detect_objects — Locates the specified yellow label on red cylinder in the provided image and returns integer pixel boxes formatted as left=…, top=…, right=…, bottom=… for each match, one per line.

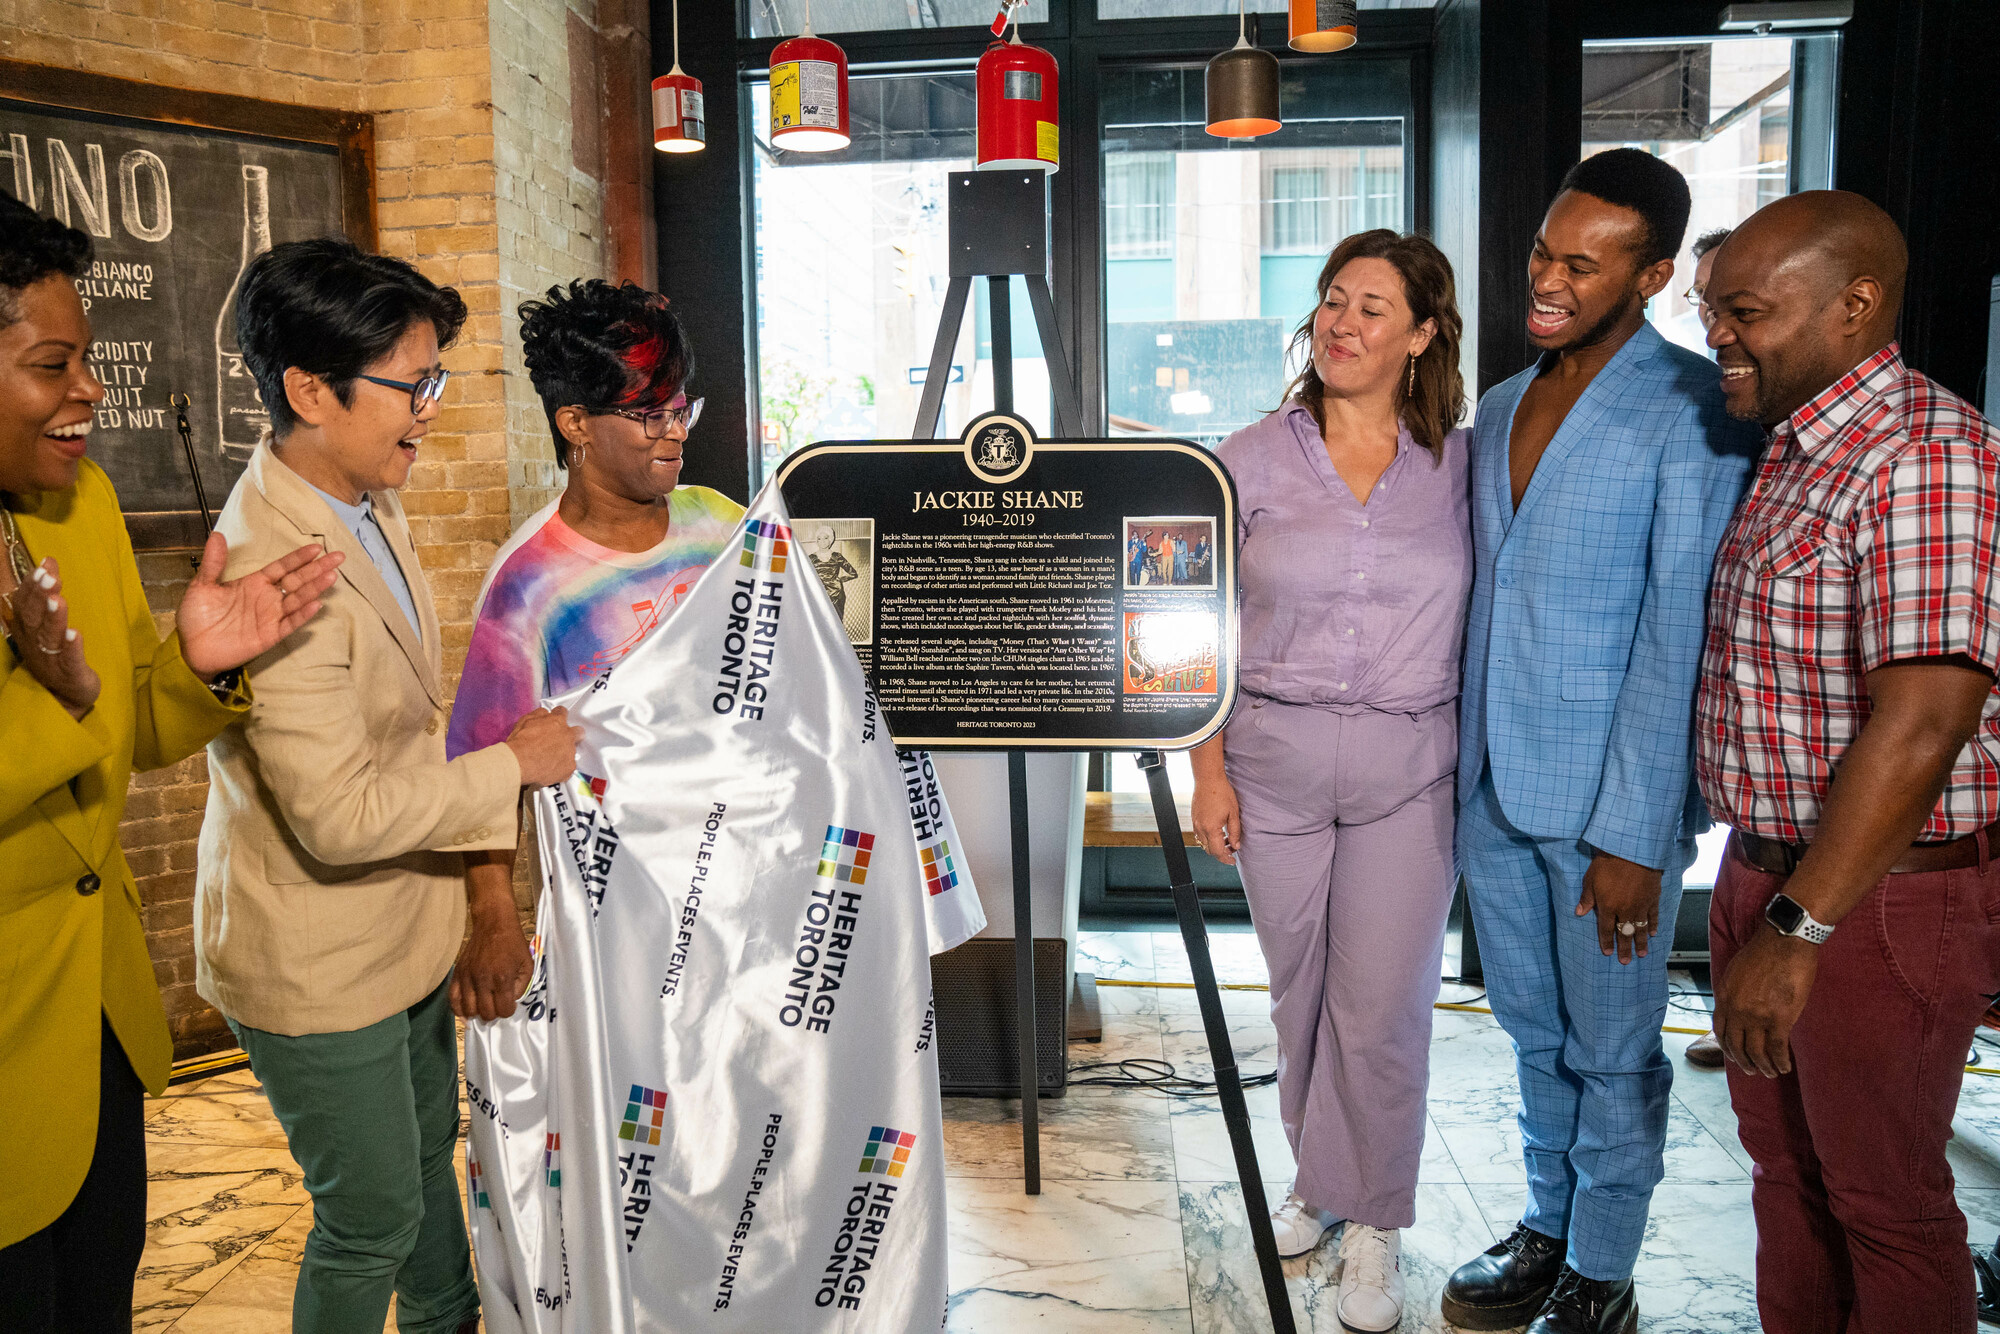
left=771, top=59, right=840, bottom=131
left=1036, top=120, right=1058, bottom=163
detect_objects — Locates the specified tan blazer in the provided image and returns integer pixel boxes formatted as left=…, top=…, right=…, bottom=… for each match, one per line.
left=196, top=444, right=520, bottom=1036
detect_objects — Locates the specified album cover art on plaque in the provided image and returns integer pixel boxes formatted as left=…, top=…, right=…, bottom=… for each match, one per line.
left=1123, top=611, right=1220, bottom=695
left=1123, top=516, right=1217, bottom=590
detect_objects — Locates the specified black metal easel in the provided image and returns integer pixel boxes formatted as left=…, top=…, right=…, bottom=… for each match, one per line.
left=913, top=170, right=1296, bottom=1334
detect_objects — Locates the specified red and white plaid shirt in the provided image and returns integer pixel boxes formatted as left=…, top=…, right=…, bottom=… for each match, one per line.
left=1695, top=344, right=2000, bottom=843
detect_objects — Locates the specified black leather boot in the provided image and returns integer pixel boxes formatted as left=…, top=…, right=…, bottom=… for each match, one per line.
left=1525, top=1266, right=1638, bottom=1334
left=1441, top=1223, right=1564, bottom=1330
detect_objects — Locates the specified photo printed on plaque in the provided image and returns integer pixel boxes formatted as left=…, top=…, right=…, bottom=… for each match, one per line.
left=802, top=518, right=875, bottom=646
left=1123, top=516, right=1216, bottom=591
left=1123, top=611, right=1220, bottom=695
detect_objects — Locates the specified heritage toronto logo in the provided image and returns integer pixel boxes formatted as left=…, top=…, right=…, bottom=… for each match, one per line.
left=919, top=839, right=959, bottom=897
left=713, top=544, right=787, bottom=720
left=814, top=1124, right=917, bottom=1310
left=468, top=1157, right=490, bottom=1209
left=817, top=825, right=876, bottom=884
left=543, top=1132, right=561, bottom=1188
left=859, top=1126, right=916, bottom=1179
left=620, top=1084, right=668, bottom=1145
left=738, top=517, right=792, bottom=573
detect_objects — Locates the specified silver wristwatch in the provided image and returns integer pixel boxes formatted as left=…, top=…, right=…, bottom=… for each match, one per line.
left=1764, top=892, right=1834, bottom=945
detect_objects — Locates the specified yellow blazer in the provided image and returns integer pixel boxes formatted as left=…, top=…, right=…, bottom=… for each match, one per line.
left=196, top=443, right=519, bottom=1037
left=0, top=459, right=248, bottom=1249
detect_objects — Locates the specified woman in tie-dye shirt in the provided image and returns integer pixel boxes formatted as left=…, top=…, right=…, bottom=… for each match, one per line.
left=446, top=279, right=743, bottom=1021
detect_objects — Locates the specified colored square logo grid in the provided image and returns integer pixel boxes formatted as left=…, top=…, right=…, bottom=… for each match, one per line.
left=859, top=1126, right=916, bottom=1178
left=919, top=840, right=959, bottom=897
left=817, top=825, right=876, bottom=884
left=543, top=1132, right=561, bottom=1188
left=620, top=1084, right=667, bottom=1145
left=469, top=1159, right=489, bottom=1209
left=739, top=518, right=792, bottom=573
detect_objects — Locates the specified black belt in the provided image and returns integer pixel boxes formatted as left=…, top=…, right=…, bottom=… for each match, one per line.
left=1734, top=823, right=2000, bottom=877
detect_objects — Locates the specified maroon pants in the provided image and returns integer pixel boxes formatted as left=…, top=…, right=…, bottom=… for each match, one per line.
left=1712, top=835, right=2000, bottom=1334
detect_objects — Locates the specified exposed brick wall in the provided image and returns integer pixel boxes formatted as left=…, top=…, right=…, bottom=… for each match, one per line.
left=5, top=0, right=640, bottom=1057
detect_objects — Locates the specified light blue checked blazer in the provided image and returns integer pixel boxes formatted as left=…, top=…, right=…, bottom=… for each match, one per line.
left=1458, top=323, right=1761, bottom=870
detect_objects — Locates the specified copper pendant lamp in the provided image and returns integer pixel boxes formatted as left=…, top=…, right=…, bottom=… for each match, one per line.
left=1206, top=0, right=1282, bottom=139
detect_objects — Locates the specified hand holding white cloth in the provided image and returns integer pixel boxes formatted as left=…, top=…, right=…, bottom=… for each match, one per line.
left=464, top=483, right=981, bottom=1332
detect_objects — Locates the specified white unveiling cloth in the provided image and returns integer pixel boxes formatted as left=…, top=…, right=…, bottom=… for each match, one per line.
left=464, top=482, right=984, bottom=1332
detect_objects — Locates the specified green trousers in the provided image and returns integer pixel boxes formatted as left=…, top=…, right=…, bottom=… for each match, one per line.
left=229, top=976, right=478, bottom=1334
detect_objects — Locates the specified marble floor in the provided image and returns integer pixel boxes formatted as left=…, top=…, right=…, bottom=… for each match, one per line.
left=135, top=928, right=2000, bottom=1332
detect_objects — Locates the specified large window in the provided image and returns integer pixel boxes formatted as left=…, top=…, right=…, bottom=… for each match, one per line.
left=1582, top=34, right=1838, bottom=357
left=1583, top=30, right=1838, bottom=889
left=741, top=10, right=1422, bottom=487
left=744, top=0, right=1047, bottom=38
left=749, top=72, right=1054, bottom=476
left=1099, top=58, right=1410, bottom=450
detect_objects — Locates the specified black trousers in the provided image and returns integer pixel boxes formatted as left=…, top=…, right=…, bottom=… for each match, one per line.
left=0, top=1015, right=147, bottom=1333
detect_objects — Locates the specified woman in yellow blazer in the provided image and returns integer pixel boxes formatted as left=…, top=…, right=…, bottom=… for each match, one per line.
left=0, top=197, right=341, bottom=1330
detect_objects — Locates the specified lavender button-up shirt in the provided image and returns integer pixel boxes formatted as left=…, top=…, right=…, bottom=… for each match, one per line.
left=1216, top=403, right=1472, bottom=712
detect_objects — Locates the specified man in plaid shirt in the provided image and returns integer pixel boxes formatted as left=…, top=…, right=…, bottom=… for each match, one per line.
left=1697, top=190, right=2000, bottom=1334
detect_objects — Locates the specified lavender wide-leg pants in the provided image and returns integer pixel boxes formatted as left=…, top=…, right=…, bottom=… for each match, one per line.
left=1223, top=696, right=1458, bottom=1230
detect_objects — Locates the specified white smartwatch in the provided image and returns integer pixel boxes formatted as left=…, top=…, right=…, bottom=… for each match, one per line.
left=1764, top=892, right=1834, bottom=945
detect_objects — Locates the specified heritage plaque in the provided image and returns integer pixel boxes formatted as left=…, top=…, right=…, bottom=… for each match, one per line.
left=776, top=412, right=1238, bottom=750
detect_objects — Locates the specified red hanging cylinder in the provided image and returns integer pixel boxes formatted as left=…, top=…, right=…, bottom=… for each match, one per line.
left=653, top=71, right=705, bottom=153
left=976, top=37, right=1059, bottom=173
left=770, top=33, right=850, bottom=152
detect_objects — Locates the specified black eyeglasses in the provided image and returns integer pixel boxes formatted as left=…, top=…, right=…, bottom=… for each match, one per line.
left=358, top=371, right=451, bottom=415
left=594, top=397, right=704, bottom=439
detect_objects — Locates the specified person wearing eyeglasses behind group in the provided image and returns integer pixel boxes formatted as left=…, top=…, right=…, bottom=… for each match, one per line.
left=444, top=279, right=744, bottom=1010
left=193, top=238, right=580, bottom=1334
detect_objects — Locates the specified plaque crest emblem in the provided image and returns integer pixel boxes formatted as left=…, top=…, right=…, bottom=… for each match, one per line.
left=961, top=412, right=1035, bottom=484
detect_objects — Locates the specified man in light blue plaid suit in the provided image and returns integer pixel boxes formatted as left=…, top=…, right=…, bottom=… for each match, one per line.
left=1443, top=151, right=1761, bottom=1334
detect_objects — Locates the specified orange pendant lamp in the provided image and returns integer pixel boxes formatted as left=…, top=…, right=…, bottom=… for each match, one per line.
left=1289, top=0, right=1359, bottom=52
left=1206, top=0, right=1282, bottom=139
left=652, top=0, right=704, bottom=153
left=769, top=0, right=851, bottom=153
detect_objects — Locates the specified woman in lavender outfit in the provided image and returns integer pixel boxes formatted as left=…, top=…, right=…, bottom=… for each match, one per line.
left=1192, top=229, right=1469, bottom=1333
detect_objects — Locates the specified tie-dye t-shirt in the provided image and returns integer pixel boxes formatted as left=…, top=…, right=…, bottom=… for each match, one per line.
left=446, top=486, right=745, bottom=759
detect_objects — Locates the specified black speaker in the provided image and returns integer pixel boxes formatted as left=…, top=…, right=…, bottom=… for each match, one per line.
left=930, top=938, right=1068, bottom=1097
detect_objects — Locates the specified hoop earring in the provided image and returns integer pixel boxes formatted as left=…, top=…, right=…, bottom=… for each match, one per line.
left=571, top=443, right=585, bottom=470
left=1406, top=354, right=1417, bottom=397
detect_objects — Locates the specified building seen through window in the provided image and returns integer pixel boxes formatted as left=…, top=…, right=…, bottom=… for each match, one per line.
left=1100, top=59, right=1410, bottom=451
left=1580, top=31, right=1837, bottom=887
left=749, top=73, right=1053, bottom=479
left=1582, top=34, right=1836, bottom=360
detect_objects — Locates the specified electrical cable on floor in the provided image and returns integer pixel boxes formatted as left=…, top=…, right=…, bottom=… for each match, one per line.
left=1067, top=1057, right=1279, bottom=1098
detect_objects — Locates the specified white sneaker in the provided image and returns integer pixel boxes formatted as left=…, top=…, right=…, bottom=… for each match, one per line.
left=1336, top=1224, right=1404, bottom=1333
left=1270, top=1189, right=1339, bottom=1257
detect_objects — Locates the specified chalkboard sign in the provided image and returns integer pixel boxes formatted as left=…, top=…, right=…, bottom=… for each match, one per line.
left=0, top=61, right=373, bottom=548
left=777, top=412, right=1239, bottom=751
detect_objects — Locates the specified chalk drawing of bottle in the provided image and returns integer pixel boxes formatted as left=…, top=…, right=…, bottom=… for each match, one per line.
left=215, top=164, right=271, bottom=463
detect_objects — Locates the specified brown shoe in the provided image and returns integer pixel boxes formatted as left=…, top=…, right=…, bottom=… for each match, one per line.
left=1684, top=1031, right=1725, bottom=1070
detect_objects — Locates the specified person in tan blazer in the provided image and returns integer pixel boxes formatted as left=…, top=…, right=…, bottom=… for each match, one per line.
left=195, top=238, right=578, bottom=1334
left=0, top=195, right=342, bottom=1334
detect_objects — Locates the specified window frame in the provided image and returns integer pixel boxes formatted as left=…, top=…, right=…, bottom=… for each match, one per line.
left=732, top=1, right=1432, bottom=488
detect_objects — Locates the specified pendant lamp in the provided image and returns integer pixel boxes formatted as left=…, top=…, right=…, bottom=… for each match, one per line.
left=1206, top=0, right=1281, bottom=138
left=769, top=0, right=851, bottom=153
left=653, top=0, right=704, bottom=153
left=1289, top=0, right=1359, bottom=52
